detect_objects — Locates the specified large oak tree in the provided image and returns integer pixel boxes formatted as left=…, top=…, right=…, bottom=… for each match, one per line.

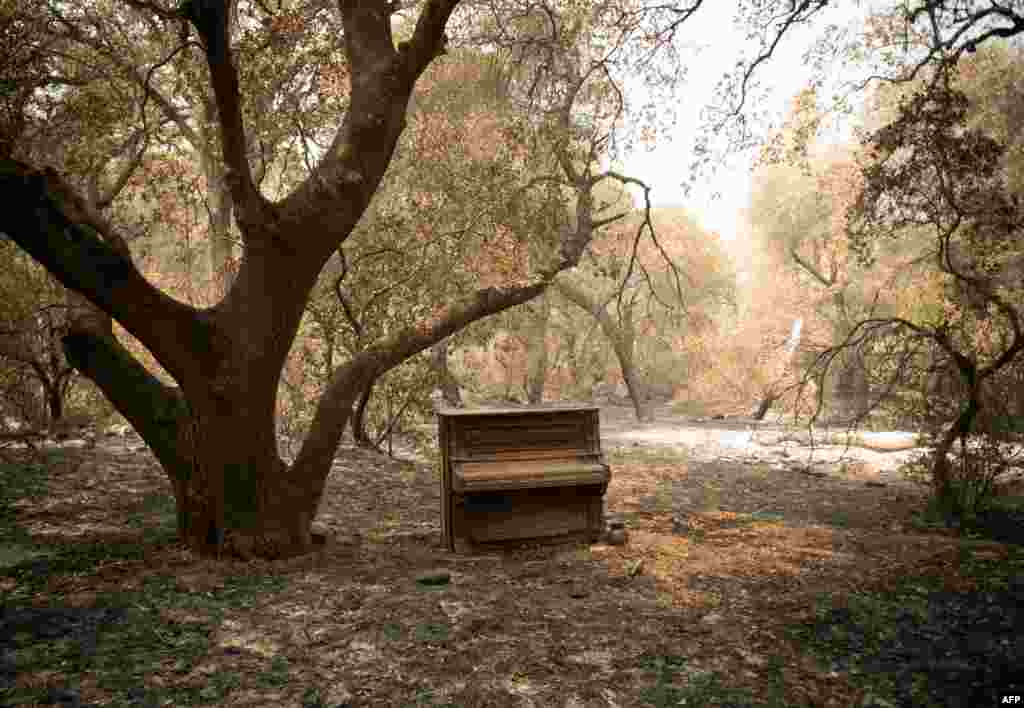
left=0, top=0, right=861, bottom=559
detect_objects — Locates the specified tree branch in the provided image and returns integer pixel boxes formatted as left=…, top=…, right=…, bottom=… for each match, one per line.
left=179, top=0, right=269, bottom=238
left=0, top=159, right=206, bottom=386
left=291, top=278, right=547, bottom=477
left=92, top=126, right=150, bottom=209
left=280, top=1, right=457, bottom=253
left=400, top=0, right=458, bottom=76
left=790, top=247, right=834, bottom=287
left=47, top=4, right=203, bottom=148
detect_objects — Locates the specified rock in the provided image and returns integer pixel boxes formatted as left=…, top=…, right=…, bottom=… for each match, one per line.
left=603, top=514, right=628, bottom=545
left=701, top=612, right=723, bottom=625
left=606, top=528, right=627, bottom=545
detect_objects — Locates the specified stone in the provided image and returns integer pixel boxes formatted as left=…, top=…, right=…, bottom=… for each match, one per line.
left=602, top=514, right=628, bottom=545
left=606, top=528, right=627, bottom=545
left=701, top=612, right=723, bottom=625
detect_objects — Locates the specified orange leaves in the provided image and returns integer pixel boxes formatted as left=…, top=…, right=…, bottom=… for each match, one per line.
left=862, top=10, right=924, bottom=54
left=413, top=304, right=455, bottom=338
left=409, top=190, right=442, bottom=213
left=463, top=225, right=533, bottom=290
left=409, top=103, right=526, bottom=179
left=407, top=112, right=453, bottom=164
left=462, top=110, right=502, bottom=162
left=317, top=62, right=349, bottom=97
left=268, top=9, right=304, bottom=37
left=492, top=330, right=527, bottom=379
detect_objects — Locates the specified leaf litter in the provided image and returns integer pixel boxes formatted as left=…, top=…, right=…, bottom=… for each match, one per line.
left=0, top=406, right=1021, bottom=707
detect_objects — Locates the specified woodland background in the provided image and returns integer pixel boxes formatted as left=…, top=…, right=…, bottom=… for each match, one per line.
left=3, top=3, right=1024, bottom=706
left=2, top=0, right=1024, bottom=548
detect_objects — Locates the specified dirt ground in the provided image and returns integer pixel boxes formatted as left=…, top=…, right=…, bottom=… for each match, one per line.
left=3, top=405, right=1021, bottom=707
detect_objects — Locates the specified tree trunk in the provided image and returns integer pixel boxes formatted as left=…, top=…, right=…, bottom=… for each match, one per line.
left=832, top=350, right=870, bottom=422
left=524, top=295, right=549, bottom=404
left=351, top=378, right=379, bottom=450
left=930, top=397, right=980, bottom=520
left=202, top=154, right=236, bottom=300
left=58, top=313, right=324, bottom=557
left=752, top=391, right=777, bottom=420
left=619, top=352, right=649, bottom=421
left=430, top=342, right=462, bottom=407
left=928, top=349, right=982, bottom=521
left=45, top=381, right=63, bottom=425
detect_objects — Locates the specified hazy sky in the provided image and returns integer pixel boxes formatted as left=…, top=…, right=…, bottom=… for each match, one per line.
left=620, top=2, right=872, bottom=242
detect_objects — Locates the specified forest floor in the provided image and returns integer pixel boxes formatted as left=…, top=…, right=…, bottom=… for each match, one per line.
left=1, top=405, right=1023, bottom=707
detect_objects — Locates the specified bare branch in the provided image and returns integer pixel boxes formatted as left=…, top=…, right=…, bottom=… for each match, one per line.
left=719, top=0, right=832, bottom=124
left=789, top=247, right=835, bottom=287
left=331, top=247, right=363, bottom=339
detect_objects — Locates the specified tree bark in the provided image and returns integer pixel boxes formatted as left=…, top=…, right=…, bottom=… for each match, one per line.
left=431, top=342, right=462, bottom=407
left=929, top=355, right=982, bottom=520
left=351, top=377, right=378, bottom=449
left=752, top=392, right=776, bottom=420
left=524, top=295, right=549, bottom=404
left=202, top=154, right=237, bottom=299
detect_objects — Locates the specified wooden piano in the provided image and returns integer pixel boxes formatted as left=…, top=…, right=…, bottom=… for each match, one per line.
left=437, top=404, right=611, bottom=551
